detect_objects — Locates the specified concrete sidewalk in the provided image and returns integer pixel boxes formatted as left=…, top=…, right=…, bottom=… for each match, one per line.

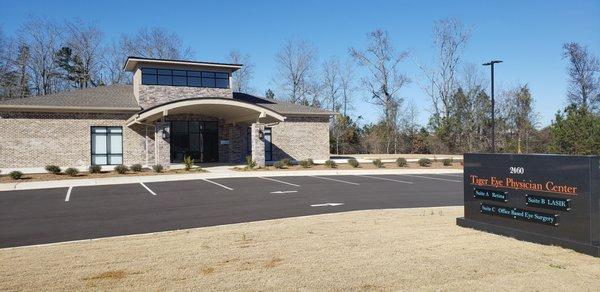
left=0, top=167, right=463, bottom=191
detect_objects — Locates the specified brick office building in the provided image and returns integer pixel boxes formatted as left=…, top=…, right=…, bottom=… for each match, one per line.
left=0, top=57, right=333, bottom=171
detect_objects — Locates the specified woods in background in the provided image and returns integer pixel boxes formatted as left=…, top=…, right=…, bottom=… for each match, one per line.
left=0, top=17, right=598, bottom=155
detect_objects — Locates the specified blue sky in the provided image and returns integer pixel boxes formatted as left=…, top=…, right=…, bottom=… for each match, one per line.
left=1, top=0, right=599, bottom=127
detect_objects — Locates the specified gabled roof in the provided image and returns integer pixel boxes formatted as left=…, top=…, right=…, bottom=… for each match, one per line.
left=0, top=85, right=335, bottom=116
left=0, top=84, right=140, bottom=112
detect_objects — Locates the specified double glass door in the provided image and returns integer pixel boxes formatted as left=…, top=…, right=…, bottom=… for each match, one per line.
left=170, top=121, right=218, bottom=163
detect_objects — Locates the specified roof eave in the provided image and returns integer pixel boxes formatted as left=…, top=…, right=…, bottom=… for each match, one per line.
left=0, top=105, right=141, bottom=113
left=124, top=56, right=243, bottom=72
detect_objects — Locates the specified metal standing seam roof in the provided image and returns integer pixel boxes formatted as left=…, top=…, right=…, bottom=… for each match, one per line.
left=0, top=84, right=336, bottom=116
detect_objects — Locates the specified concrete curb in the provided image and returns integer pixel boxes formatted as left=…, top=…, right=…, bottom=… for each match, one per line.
left=0, top=168, right=463, bottom=192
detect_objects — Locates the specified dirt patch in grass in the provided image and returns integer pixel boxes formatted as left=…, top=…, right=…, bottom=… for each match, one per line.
left=236, top=161, right=462, bottom=171
left=0, top=168, right=207, bottom=183
left=2, top=207, right=599, bottom=291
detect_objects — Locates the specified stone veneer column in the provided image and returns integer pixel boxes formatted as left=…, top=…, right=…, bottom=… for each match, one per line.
left=154, top=121, right=171, bottom=168
left=251, top=122, right=265, bottom=167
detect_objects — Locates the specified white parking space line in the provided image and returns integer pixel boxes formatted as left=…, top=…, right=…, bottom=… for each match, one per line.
left=270, top=190, right=298, bottom=194
left=435, top=173, right=463, bottom=178
left=259, top=177, right=300, bottom=187
left=309, top=175, right=359, bottom=185
left=310, top=203, right=345, bottom=207
left=140, top=182, right=157, bottom=196
left=398, top=174, right=462, bottom=183
left=203, top=179, right=234, bottom=191
left=64, top=186, right=73, bottom=202
left=358, top=175, right=414, bottom=184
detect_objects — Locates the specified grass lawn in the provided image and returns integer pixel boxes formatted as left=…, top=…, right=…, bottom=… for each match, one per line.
left=2, top=206, right=599, bottom=291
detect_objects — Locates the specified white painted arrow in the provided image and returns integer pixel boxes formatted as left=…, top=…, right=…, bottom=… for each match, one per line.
left=270, top=190, right=298, bottom=194
left=310, top=203, right=345, bottom=207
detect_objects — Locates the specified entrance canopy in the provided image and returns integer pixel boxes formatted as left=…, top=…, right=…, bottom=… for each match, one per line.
left=126, top=98, right=286, bottom=126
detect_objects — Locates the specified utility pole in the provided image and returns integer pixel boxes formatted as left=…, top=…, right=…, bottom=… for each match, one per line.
left=483, top=60, right=502, bottom=153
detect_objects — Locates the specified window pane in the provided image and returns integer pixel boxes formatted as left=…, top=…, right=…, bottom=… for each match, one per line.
left=157, top=69, right=171, bottom=75
left=142, top=74, right=157, bottom=85
left=187, top=71, right=201, bottom=77
left=157, top=75, right=172, bottom=85
left=108, top=155, right=122, bottom=165
left=109, top=134, right=123, bottom=154
left=189, top=122, right=200, bottom=133
left=172, top=70, right=186, bottom=76
left=141, top=68, right=157, bottom=74
left=173, top=76, right=187, bottom=86
left=92, top=127, right=107, bottom=133
left=92, top=155, right=107, bottom=165
left=188, top=77, right=201, bottom=87
left=92, top=134, right=107, bottom=154
left=202, top=78, right=215, bottom=87
left=202, top=72, right=215, bottom=78
left=215, top=73, right=228, bottom=79
left=108, top=127, right=122, bottom=133
left=216, top=78, right=229, bottom=88
left=172, top=121, right=188, bottom=133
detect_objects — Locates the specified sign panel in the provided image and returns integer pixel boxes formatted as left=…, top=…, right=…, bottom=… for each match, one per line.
left=457, top=154, right=600, bottom=257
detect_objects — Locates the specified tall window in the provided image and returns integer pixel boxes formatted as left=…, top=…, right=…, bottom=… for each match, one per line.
left=141, top=68, right=229, bottom=89
left=264, top=127, right=272, bottom=161
left=91, top=127, right=123, bottom=165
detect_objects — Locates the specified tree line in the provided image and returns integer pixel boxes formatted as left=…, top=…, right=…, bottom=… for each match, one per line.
left=0, top=18, right=598, bottom=155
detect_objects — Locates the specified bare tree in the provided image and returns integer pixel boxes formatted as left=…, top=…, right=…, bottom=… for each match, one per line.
left=350, top=29, right=410, bottom=153
left=17, top=18, right=62, bottom=95
left=339, top=59, right=356, bottom=116
left=120, top=27, right=193, bottom=59
left=322, top=57, right=341, bottom=111
left=562, top=42, right=600, bottom=111
left=102, top=40, right=129, bottom=85
left=419, top=18, right=470, bottom=124
left=274, top=38, right=317, bottom=104
left=58, top=19, right=104, bottom=88
left=227, top=50, right=254, bottom=93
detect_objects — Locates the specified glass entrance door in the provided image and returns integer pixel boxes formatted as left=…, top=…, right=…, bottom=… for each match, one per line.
left=170, top=121, right=219, bottom=163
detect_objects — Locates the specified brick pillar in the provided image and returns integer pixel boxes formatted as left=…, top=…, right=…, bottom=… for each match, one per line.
left=251, top=122, right=265, bottom=167
left=155, top=121, right=171, bottom=168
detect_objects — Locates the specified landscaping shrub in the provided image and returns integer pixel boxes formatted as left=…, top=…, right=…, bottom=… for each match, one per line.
left=45, top=165, right=61, bottom=174
left=245, top=155, right=256, bottom=169
left=348, top=158, right=359, bottom=168
left=372, top=159, right=383, bottom=168
left=152, top=164, right=164, bottom=173
left=418, top=158, right=432, bottom=167
left=89, top=165, right=101, bottom=174
left=282, top=158, right=293, bottom=166
left=306, top=158, right=314, bottom=166
left=183, top=155, right=195, bottom=171
left=442, top=158, right=453, bottom=166
left=324, top=159, right=337, bottom=168
left=396, top=157, right=408, bottom=167
left=273, top=160, right=286, bottom=169
left=64, top=167, right=79, bottom=177
left=114, top=165, right=128, bottom=174
left=130, top=164, right=143, bottom=172
left=299, top=160, right=311, bottom=168
left=9, top=171, right=23, bottom=180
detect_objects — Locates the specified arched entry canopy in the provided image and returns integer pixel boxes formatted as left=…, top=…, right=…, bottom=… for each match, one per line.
left=126, top=97, right=286, bottom=126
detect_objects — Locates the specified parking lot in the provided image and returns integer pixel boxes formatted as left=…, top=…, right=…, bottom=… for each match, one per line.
left=0, top=173, right=463, bottom=248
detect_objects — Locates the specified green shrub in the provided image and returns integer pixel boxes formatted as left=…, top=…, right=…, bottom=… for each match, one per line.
left=130, top=164, right=143, bottom=172
left=64, top=167, right=79, bottom=177
left=306, top=158, right=314, bottom=166
left=372, top=159, right=383, bottom=168
left=183, top=155, right=195, bottom=171
left=89, top=165, right=102, bottom=173
left=299, top=160, right=311, bottom=168
left=442, top=158, right=453, bottom=166
left=324, top=160, right=337, bottom=168
left=152, top=164, right=164, bottom=173
left=396, top=157, right=408, bottom=167
left=245, top=155, right=257, bottom=169
left=9, top=171, right=23, bottom=180
left=348, top=158, right=359, bottom=168
left=45, top=165, right=61, bottom=174
left=273, top=160, right=286, bottom=169
left=282, top=158, right=293, bottom=166
left=418, top=158, right=432, bottom=167
left=114, top=165, right=128, bottom=174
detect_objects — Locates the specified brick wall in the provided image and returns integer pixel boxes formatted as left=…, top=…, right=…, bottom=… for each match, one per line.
left=0, top=112, right=145, bottom=168
left=270, top=116, right=330, bottom=161
left=138, top=85, right=232, bottom=109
